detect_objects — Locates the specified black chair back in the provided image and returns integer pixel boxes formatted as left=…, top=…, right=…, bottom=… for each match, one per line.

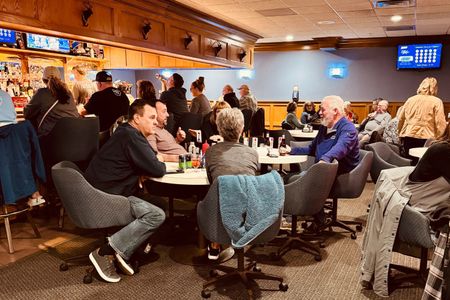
left=43, top=117, right=99, bottom=169
left=249, top=108, right=265, bottom=137
left=179, top=112, right=203, bottom=144
left=166, top=113, right=176, bottom=136
left=241, top=109, right=253, bottom=135
left=281, top=121, right=294, bottom=130
left=265, top=129, right=293, bottom=148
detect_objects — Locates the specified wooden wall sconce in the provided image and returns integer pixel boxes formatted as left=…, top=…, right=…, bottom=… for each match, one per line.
left=212, top=42, right=222, bottom=57
left=142, top=21, right=152, bottom=40
left=238, top=49, right=247, bottom=62
left=82, top=3, right=93, bottom=27
left=184, top=34, right=193, bottom=49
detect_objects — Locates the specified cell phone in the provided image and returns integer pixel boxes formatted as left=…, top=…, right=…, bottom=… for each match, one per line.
left=268, top=153, right=279, bottom=158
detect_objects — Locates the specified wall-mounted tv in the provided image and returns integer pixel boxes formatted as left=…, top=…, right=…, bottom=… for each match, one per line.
left=26, top=33, right=70, bottom=53
left=397, top=44, right=442, bottom=70
left=0, top=28, right=16, bottom=46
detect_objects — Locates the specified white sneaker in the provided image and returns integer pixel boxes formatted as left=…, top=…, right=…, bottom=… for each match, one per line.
left=115, top=253, right=135, bottom=276
left=27, top=196, right=46, bottom=207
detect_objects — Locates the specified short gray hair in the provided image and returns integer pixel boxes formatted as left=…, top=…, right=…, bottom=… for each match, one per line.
left=322, top=95, right=345, bottom=115
left=216, top=108, right=244, bottom=142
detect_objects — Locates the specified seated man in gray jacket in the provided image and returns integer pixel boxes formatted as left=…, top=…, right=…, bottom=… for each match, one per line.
left=85, top=99, right=166, bottom=283
left=358, top=99, right=391, bottom=148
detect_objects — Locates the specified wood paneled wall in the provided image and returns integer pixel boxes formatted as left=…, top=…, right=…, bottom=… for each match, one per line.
left=0, top=0, right=259, bottom=68
left=256, top=100, right=450, bottom=129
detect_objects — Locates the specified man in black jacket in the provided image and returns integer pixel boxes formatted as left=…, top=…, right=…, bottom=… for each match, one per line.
left=222, top=84, right=240, bottom=108
left=85, top=99, right=166, bottom=283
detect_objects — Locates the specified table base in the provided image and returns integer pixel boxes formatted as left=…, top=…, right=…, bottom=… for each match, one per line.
left=169, top=245, right=235, bottom=266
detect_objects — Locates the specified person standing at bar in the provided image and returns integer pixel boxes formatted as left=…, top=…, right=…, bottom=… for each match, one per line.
left=80, top=71, right=129, bottom=132
left=159, top=73, right=188, bottom=128
left=189, top=76, right=211, bottom=116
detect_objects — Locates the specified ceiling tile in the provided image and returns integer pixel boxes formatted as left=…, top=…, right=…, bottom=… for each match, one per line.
left=303, top=12, right=342, bottom=22
left=243, top=0, right=288, bottom=10
left=374, top=7, right=416, bottom=16
left=416, top=24, right=449, bottom=35
left=338, top=10, right=376, bottom=18
left=417, top=0, right=450, bottom=6
left=331, top=2, right=373, bottom=11
left=416, top=5, right=450, bottom=13
left=290, top=5, right=335, bottom=14
left=386, top=30, right=416, bottom=37
left=281, top=0, right=328, bottom=6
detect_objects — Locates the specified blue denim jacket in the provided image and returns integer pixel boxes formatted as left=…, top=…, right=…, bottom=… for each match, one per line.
left=291, top=117, right=359, bottom=174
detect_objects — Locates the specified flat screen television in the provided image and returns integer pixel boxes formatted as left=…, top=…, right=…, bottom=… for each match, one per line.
left=26, top=33, right=70, bottom=53
left=0, top=28, right=16, bottom=46
left=397, top=44, right=442, bottom=70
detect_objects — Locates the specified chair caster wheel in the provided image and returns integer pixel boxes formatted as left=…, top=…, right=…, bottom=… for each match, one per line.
left=83, top=274, right=93, bottom=284
left=351, top=233, right=357, bottom=240
left=279, top=282, right=288, bottom=292
left=356, top=225, right=363, bottom=231
left=253, top=266, right=262, bottom=272
left=132, top=260, right=140, bottom=274
left=201, top=290, right=211, bottom=298
left=59, top=263, right=69, bottom=271
left=209, top=269, right=218, bottom=277
left=314, top=255, right=322, bottom=262
left=270, top=252, right=280, bottom=261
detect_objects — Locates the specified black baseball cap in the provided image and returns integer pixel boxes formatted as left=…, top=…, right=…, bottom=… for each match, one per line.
left=95, top=71, right=113, bottom=82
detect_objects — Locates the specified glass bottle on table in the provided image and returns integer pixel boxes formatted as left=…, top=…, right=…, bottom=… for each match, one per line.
left=279, top=134, right=288, bottom=156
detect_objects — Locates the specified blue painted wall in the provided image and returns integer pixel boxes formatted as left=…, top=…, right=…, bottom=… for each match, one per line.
left=130, top=46, right=450, bottom=102
left=107, top=69, right=137, bottom=97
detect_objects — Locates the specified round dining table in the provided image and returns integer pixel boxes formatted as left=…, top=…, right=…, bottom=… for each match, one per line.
left=288, top=129, right=318, bottom=140
left=146, top=150, right=307, bottom=266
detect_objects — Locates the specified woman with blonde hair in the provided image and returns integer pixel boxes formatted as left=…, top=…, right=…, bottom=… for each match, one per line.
left=398, top=77, right=446, bottom=160
left=71, top=65, right=97, bottom=105
left=190, top=101, right=231, bottom=143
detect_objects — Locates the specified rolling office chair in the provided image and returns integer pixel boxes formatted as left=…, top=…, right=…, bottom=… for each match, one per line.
left=327, top=150, right=373, bottom=239
left=241, top=109, right=253, bottom=136
left=274, top=160, right=338, bottom=261
left=366, top=142, right=411, bottom=183
left=42, top=116, right=100, bottom=171
left=249, top=107, right=265, bottom=138
left=197, top=177, right=288, bottom=298
left=51, top=161, right=135, bottom=284
left=389, top=205, right=435, bottom=292
left=41, top=117, right=100, bottom=228
left=179, top=112, right=203, bottom=144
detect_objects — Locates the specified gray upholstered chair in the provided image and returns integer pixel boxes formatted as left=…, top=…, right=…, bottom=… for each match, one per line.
left=327, top=150, right=373, bottom=239
left=51, top=161, right=134, bottom=283
left=274, top=160, right=338, bottom=261
left=366, top=142, right=411, bottom=183
left=197, top=179, right=288, bottom=298
left=389, top=205, right=435, bottom=292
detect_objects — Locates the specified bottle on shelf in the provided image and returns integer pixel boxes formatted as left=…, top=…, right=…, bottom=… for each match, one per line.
left=188, top=142, right=196, bottom=155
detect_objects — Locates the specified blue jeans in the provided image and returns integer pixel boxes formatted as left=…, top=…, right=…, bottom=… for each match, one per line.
left=109, top=196, right=166, bottom=260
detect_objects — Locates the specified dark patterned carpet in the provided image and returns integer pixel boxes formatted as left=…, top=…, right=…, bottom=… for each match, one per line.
left=0, top=182, right=424, bottom=300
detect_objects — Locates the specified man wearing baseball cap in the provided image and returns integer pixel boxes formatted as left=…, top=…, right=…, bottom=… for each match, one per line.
left=238, top=84, right=257, bottom=113
left=80, top=71, right=129, bottom=131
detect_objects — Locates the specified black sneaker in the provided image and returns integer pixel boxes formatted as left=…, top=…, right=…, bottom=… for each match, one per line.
left=208, top=245, right=220, bottom=260
left=89, top=248, right=121, bottom=283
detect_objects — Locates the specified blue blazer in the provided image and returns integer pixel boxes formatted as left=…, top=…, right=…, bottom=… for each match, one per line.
left=0, top=121, right=46, bottom=204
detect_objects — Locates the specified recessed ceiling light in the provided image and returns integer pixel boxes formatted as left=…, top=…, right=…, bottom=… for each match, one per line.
left=391, top=15, right=403, bottom=22
left=317, top=20, right=335, bottom=25
left=286, top=35, right=294, bottom=41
